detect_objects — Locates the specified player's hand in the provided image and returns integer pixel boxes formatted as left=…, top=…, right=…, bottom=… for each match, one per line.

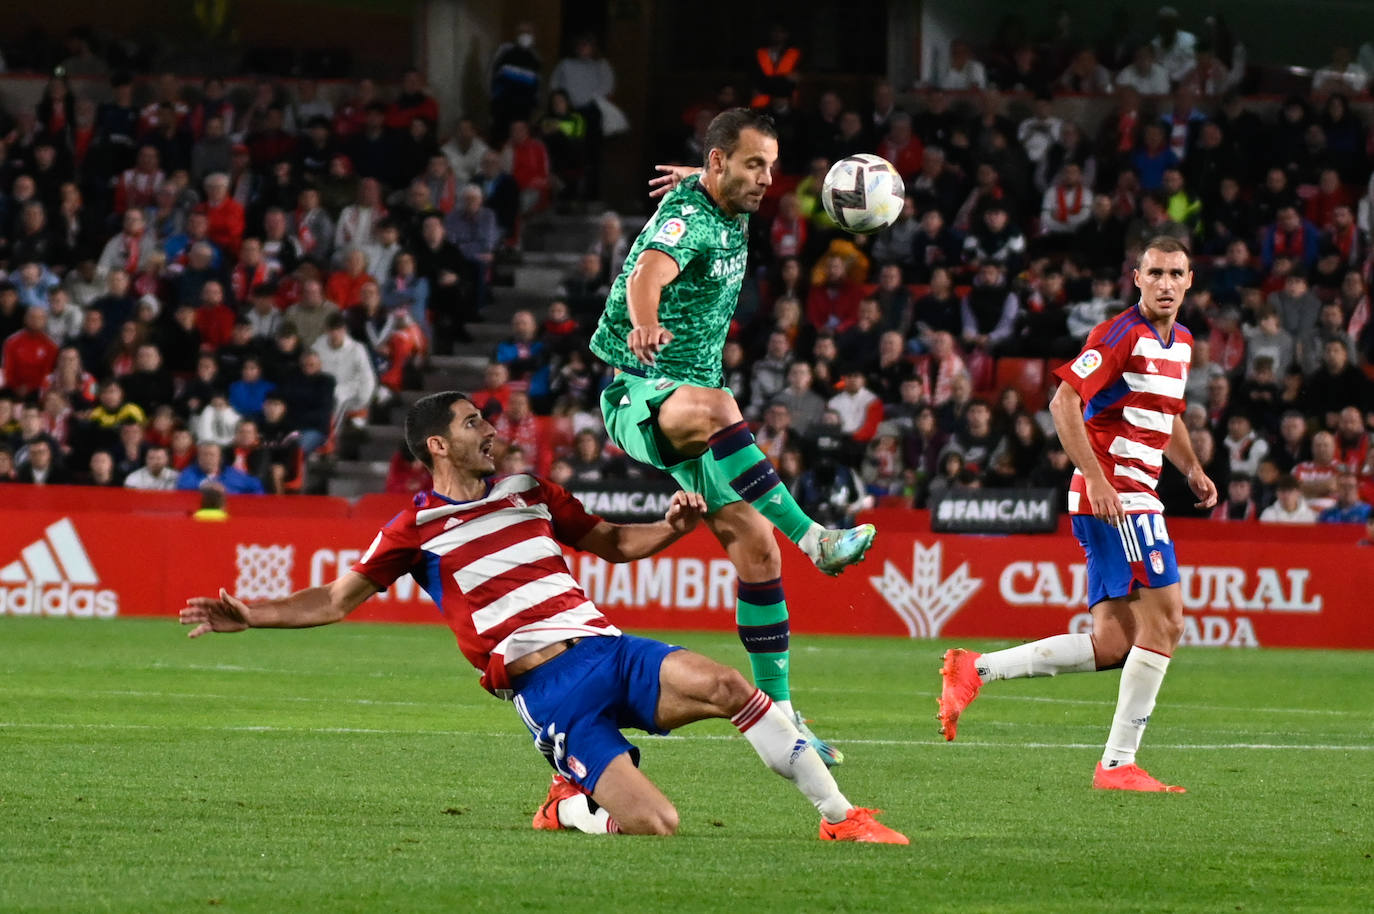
left=180, top=588, right=252, bottom=638
left=628, top=324, right=673, bottom=365
left=1084, top=476, right=1126, bottom=526
left=665, top=491, right=707, bottom=533
left=648, top=165, right=701, bottom=199
left=1187, top=468, right=1218, bottom=509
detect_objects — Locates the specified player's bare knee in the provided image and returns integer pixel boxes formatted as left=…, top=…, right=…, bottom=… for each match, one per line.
left=621, top=802, right=679, bottom=836
left=712, top=666, right=754, bottom=714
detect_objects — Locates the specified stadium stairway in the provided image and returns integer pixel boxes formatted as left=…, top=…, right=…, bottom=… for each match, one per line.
left=322, top=210, right=642, bottom=497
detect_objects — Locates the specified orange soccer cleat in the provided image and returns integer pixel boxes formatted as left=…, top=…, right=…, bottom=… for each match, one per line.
left=937, top=648, right=984, bottom=741
left=818, top=807, right=910, bottom=844
left=532, top=774, right=587, bottom=830
left=1092, top=762, right=1187, bottom=793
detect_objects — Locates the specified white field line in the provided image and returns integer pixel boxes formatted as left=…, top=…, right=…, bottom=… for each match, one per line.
left=0, top=720, right=1370, bottom=752
left=2, top=683, right=1367, bottom=720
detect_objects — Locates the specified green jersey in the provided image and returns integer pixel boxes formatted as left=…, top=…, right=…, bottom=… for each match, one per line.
left=590, top=174, right=748, bottom=388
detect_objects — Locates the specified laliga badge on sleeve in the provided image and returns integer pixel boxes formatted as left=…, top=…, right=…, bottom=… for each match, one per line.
left=1071, top=349, right=1103, bottom=379
left=653, top=218, right=686, bottom=246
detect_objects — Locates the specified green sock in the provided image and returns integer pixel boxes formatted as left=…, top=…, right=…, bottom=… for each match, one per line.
left=707, top=421, right=815, bottom=543
left=736, top=577, right=790, bottom=702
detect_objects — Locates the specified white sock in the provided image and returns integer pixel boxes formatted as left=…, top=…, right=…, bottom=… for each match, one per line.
left=1101, top=646, right=1171, bottom=768
left=774, top=699, right=795, bottom=720
left=731, top=689, right=851, bottom=823
left=977, top=633, right=1096, bottom=683
left=556, top=795, right=618, bottom=834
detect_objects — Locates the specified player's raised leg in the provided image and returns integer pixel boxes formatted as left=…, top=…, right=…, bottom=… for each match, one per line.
left=704, top=502, right=843, bottom=766
left=657, top=386, right=876, bottom=575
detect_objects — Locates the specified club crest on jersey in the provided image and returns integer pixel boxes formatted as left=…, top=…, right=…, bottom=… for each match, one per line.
left=509, top=493, right=527, bottom=509
left=1149, top=549, right=1164, bottom=575
left=1071, top=349, right=1103, bottom=378
left=654, top=218, right=686, bottom=246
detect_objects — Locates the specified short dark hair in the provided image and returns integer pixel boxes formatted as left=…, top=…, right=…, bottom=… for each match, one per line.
left=405, top=391, right=469, bottom=470
left=1138, top=235, right=1190, bottom=268
left=702, top=108, right=777, bottom=167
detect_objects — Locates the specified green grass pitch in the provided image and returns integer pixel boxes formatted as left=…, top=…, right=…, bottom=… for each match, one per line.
left=1, top=617, right=1370, bottom=913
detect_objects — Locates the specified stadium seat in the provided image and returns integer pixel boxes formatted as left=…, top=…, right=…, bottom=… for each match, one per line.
left=994, top=357, right=1049, bottom=412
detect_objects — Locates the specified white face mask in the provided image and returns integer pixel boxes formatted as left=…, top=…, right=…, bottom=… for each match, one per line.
left=516, top=33, right=534, bottom=49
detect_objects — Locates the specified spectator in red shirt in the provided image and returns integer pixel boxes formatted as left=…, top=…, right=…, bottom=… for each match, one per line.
left=1304, top=168, right=1352, bottom=230
left=196, top=281, right=237, bottom=351
left=806, top=253, right=864, bottom=333
left=877, top=112, right=924, bottom=182
left=2, top=307, right=60, bottom=397
left=113, top=145, right=165, bottom=215
left=202, top=173, right=245, bottom=256
left=491, top=390, right=550, bottom=473
left=385, top=68, right=440, bottom=131
left=325, top=249, right=375, bottom=310
left=384, top=442, right=433, bottom=494
left=504, top=119, right=551, bottom=215
left=468, top=361, right=513, bottom=418
left=247, top=106, right=297, bottom=171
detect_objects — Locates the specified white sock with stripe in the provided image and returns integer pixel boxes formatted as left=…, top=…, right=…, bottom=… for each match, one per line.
left=731, top=689, right=851, bottom=823
left=977, top=633, right=1097, bottom=683
left=1102, top=646, right=1171, bottom=768
left=557, top=796, right=618, bottom=834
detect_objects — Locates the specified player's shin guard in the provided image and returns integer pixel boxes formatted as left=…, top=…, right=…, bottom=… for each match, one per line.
left=731, top=689, right=851, bottom=823
left=736, top=577, right=791, bottom=703
left=708, top=421, right=814, bottom=543
left=1102, top=646, right=1171, bottom=768
left=977, top=633, right=1097, bottom=682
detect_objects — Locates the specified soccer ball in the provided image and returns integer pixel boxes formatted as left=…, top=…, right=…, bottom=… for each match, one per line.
left=820, top=154, right=905, bottom=234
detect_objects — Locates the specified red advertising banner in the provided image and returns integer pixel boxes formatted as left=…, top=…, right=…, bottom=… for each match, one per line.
left=1, top=496, right=1370, bottom=650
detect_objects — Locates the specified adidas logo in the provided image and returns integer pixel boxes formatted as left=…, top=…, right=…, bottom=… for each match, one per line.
left=443, top=517, right=463, bottom=530
left=0, top=518, right=119, bottom=618
left=1146, top=360, right=1159, bottom=373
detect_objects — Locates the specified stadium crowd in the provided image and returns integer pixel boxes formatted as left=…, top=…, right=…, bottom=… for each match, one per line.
left=0, top=11, right=1371, bottom=531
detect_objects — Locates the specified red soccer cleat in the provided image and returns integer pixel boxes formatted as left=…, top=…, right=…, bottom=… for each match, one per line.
left=937, top=648, right=983, bottom=741
left=532, top=774, right=587, bottom=830
left=819, top=807, right=909, bottom=844
left=1092, top=762, right=1187, bottom=793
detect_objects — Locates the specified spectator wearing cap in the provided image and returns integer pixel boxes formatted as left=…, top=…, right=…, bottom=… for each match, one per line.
left=312, top=312, right=377, bottom=429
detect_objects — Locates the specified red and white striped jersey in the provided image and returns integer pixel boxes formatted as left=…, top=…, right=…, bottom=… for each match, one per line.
left=351, top=475, right=618, bottom=697
left=1052, top=306, right=1193, bottom=515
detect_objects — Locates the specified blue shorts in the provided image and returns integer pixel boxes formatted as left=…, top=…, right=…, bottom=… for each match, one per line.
left=510, top=634, right=683, bottom=793
left=1071, top=513, right=1180, bottom=608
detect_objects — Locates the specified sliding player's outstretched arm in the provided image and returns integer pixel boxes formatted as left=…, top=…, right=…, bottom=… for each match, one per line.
left=575, top=491, right=705, bottom=563
left=180, top=572, right=378, bottom=638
